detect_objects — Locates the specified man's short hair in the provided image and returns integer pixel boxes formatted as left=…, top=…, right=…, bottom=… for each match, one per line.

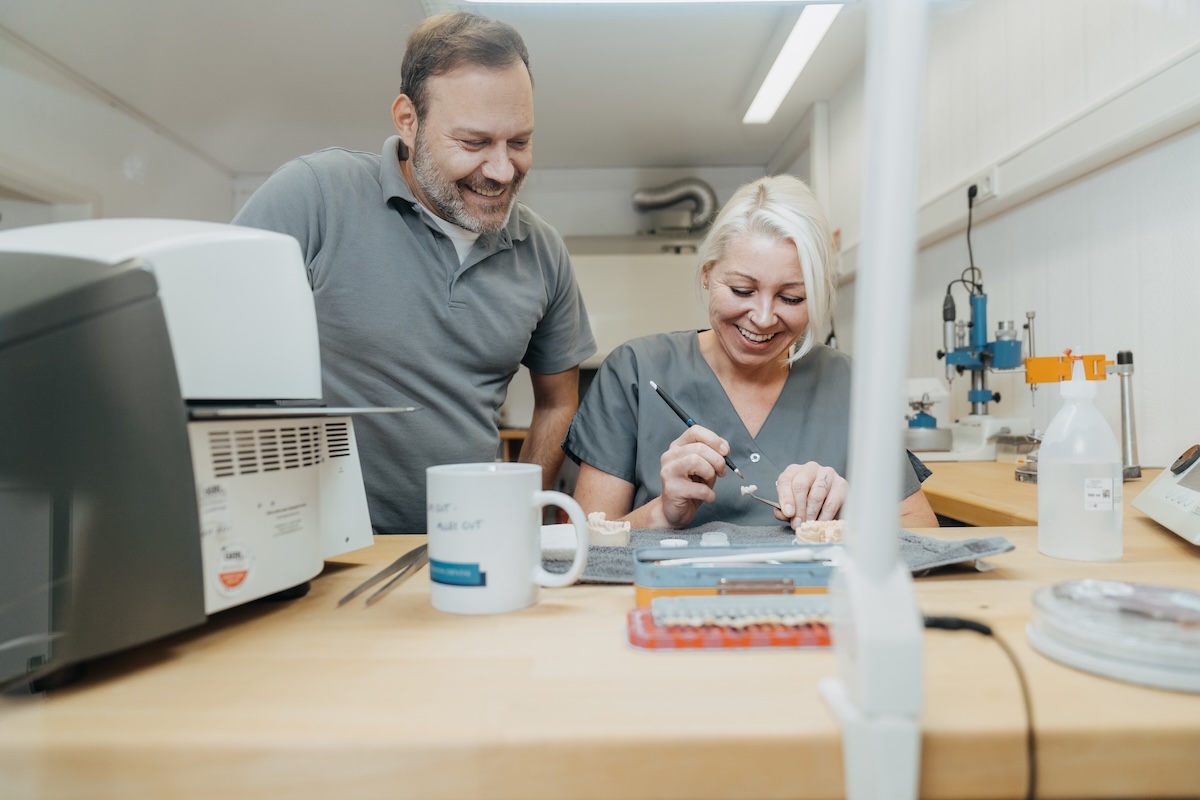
left=401, top=11, right=532, bottom=119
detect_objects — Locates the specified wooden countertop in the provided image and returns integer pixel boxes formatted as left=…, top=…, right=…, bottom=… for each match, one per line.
left=2, top=518, right=1199, bottom=799
left=921, top=460, right=1162, bottom=527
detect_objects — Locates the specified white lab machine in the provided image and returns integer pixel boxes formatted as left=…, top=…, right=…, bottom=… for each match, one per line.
left=1132, top=443, right=1200, bottom=545
left=917, top=413, right=1033, bottom=462
left=0, top=219, right=407, bottom=688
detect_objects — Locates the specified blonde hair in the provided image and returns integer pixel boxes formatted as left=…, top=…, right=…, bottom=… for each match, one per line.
left=695, top=175, right=836, bottom=363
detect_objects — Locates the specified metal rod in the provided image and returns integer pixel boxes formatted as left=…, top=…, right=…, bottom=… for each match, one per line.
left=970, top=369, right=988, bottom=416
left=1114, top=351, right=1141, bottom=479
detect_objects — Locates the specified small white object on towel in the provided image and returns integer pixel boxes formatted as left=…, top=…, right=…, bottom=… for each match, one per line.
left=540, top=524, right=582, bottom=560
left=587, top=511, right=631, bottom=547
left=700, top=531, right=730, bottom=547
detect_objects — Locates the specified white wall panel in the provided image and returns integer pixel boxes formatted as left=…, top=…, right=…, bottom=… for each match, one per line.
left=1005, top=0, right=1047, bottom=155
left=1135, top=0, right=1200, bottom=72
left=828, top=74, right=865, bottom=256
left=1083, top=2, right=1126, bottom=105
left=0, top=198, right=52, bottom=231
left=974, top=0, right=1009, bottom=181
left=0, top=30, right=233, bottom=222
left=921, top=8, right=953, bottom=200
left=946, top=6, right=977, bottom=191
left=1042, top=0, right=1089, bottom=128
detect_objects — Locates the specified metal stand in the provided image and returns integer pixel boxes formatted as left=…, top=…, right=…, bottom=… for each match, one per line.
left=1109, top=351, right=1141, bottom=479
left=819, top=1, right=927, bottom=798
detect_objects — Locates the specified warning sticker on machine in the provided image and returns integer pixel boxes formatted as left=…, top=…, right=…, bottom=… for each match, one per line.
left=198, top=482, right=233, bottom=537
left=1084, top=478, right=1116, bottom=511
left=216, top=543, right=253, bottom=594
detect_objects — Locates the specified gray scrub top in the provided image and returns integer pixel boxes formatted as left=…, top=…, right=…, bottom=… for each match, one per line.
left=562, top=331, right=922, bottom=527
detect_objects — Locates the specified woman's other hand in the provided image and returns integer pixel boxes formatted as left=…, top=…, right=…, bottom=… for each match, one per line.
left=657, top=425, right=730, bottom=528
left=774, top=462, right=847, bottom=527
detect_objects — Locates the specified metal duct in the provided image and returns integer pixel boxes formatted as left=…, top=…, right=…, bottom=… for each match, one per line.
left=632, top=178, right=718, bottom=231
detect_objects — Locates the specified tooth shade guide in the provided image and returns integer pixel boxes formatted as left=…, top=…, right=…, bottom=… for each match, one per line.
left=627, top=593, right=833, bottom=650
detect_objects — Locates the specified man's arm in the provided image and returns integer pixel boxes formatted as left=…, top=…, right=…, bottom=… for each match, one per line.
left=520, top=367, right=580, bottom=490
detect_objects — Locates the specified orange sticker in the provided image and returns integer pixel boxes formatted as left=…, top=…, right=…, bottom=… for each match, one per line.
left=219, top=570, right=248, bottom=588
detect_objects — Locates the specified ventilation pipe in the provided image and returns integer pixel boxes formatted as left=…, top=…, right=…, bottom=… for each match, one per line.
left=632, top=178, right=718, bottom=232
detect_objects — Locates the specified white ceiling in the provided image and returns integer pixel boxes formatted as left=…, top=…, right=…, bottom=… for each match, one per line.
left=0, top=0, right=867, bottom=175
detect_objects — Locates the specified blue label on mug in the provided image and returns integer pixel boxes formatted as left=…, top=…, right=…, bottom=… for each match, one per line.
left=430, top=559, right=487, bottom=586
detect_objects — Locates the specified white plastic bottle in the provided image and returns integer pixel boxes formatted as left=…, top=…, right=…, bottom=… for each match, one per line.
left=1037, top=358, right=1123, bottom=560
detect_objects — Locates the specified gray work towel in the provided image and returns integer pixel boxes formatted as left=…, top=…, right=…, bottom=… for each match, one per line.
left=543, top=521, right=1015, bottom=584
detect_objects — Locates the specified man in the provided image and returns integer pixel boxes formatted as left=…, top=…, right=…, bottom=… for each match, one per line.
left=234, top=11, right=595, bottom=533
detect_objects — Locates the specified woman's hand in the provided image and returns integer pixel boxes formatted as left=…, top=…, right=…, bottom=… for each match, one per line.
left=657, top=425, right=730, bottom=528
left=774, top=462, right=847, bottom=528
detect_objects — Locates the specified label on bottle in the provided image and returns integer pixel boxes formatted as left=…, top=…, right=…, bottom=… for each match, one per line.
left=1084, top=478, right=1117, bottom=511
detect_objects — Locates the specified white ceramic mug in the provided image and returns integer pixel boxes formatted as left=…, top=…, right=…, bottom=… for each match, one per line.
left=426, top=462, right=589, bottom=614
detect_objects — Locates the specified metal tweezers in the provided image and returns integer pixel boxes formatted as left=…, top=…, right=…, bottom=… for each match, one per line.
left=337, top=543, right=429, bottom=607
left=743, top=490, right=782, bottom=511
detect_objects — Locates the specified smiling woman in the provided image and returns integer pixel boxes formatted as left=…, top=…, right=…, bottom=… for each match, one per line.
left=562, top=174, right=938, bottom=532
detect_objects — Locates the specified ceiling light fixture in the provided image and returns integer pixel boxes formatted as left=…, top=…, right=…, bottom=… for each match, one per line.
left=742, top=3, right=842, bottom=125
left=465, top=0, right=818, bottom=3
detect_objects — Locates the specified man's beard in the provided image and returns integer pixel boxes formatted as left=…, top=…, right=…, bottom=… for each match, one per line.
left=411, top=129, right=524, bottom=235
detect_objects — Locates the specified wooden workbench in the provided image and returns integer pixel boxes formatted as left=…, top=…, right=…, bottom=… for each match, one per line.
left=2, top=517, right=1199, bottom=799
left=921, top=460, right=1162, bottom=527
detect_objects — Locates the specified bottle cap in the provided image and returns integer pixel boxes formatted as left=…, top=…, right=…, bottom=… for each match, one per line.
left=1060, top=356, right=1096, bottom=399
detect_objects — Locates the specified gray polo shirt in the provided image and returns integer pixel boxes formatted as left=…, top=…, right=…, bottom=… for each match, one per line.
left=562, top=332, right=921, bottom=527
left=234, top=137, right=595, bottom=532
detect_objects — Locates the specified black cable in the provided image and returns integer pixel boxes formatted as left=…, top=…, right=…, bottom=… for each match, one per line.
left=924, top=616, right=1037, bottom=800
left=943, top=186, right=985, bottom=314
left=960, top=266, right=982, bottom=294
left=946, top=276, right=980, bottom=297
left=961, top=184, right=983, bottom=292
left=965, top=183, right=979, bottom=278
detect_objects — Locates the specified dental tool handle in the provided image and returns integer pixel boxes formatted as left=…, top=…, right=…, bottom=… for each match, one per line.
left=649, top=381, right=744, bottom=480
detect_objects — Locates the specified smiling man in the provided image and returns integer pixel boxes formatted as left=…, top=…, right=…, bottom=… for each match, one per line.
left=234, top=12, right=595, bottom=533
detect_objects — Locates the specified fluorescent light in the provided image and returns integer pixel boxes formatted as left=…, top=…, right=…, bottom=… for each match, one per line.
left=465, top=0, right=807, bottom=3
left=743, top=3, right=842, bottom=124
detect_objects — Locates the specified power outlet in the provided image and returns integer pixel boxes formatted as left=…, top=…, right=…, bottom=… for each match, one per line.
left=971, top=166, right=999, bottom=203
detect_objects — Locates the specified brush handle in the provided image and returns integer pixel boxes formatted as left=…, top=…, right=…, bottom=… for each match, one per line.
left=651, top=381, right=695, bottom=427
left=650, top=381, right=743, bottom=479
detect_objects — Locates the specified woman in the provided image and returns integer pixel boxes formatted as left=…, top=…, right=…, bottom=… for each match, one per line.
left=562, top=175, right=938, bottom=530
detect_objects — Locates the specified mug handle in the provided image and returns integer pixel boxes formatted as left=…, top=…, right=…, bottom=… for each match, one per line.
left=532, top=490, right=589, bottom=588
